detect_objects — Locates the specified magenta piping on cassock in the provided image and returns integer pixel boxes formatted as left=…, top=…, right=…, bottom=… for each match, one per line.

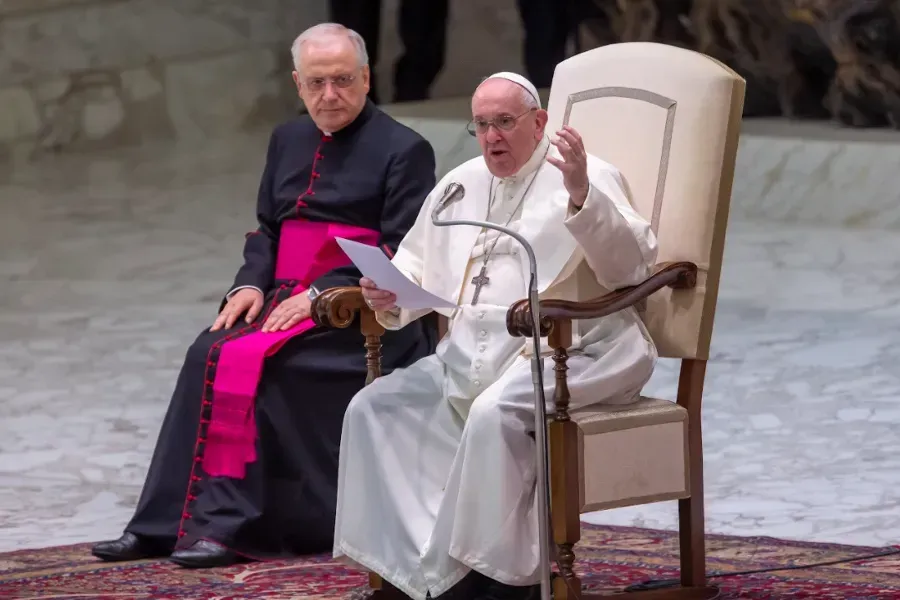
left=175, top=133, right=376, bottom=541
left=201, top=220, right=380, bottom=479
left=295, top=136, right=329, bottom=216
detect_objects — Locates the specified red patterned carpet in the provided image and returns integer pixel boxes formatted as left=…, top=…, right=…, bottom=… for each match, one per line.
left=2, top=524, right=900, bottom=599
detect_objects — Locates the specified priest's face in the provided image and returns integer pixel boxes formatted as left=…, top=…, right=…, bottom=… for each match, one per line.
left=471, top=79, right=548, bottom=178
left=292, top=35, right=370, bottom=133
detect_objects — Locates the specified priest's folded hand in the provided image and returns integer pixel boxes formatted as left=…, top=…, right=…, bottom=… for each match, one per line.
left=261, top=293, right=312, bottom=332
left=360, top=277, right=397, bottom=311
left=211, top=288, right=264, bottom=332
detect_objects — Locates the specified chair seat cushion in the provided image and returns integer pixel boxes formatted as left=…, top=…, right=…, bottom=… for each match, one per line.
left=571, top=396, right=687, bottom=435
left=568, top=396, right=690, bottom=511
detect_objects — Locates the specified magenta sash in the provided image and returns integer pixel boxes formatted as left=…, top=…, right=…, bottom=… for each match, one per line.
left=202, top=219, right=379, bottom=479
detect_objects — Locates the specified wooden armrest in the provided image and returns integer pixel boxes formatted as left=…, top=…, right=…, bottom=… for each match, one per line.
left=311, top=286, right=386, bottom=384
left=310, top=286, right=369, bottom=329
left=506, top=261, right=698, bottom=338
left=310, top=285, right=386, bottom=338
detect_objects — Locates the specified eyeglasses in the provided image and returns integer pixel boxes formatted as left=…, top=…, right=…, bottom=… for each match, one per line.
left=303, top=73, right=358, bottom=93
left=466, top=108, right=536, bottom=136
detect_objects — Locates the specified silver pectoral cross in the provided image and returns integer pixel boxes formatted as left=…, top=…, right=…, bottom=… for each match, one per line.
left=470, top=266, right=490, bottom=304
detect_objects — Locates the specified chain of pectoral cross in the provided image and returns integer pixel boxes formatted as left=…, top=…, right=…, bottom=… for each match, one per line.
left=470, top=153, right=545, bottom=304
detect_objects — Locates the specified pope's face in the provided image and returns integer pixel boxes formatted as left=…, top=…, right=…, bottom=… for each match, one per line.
left=471, top=79, right=548, bottom=178
left=293, top=36, right=370, bottom=133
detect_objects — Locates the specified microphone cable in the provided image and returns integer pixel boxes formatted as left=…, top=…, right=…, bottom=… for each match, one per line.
left=622, top=545, right=900, bottom=592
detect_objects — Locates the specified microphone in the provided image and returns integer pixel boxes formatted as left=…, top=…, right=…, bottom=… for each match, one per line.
left=431, top=181, right=553, bottom=600
left=431, top=182, right=466, bottom=221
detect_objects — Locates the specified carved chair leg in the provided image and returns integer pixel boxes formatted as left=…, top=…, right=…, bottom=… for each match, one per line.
left=549, top=321, right=582, bottom=599
left=551, top=418, right=582, bottom=600
left=360, top=309, right=385, bottom=385
left=360, top=308, right=387, bottom=590
left=369, top=572, right=383, bottom=590
left=361, top=573, right=409, bottom=599
left=312, top=296, right=399, bottom=596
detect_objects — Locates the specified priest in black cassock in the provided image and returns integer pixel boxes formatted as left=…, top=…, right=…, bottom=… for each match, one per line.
left=91, top=23, right=439, bottom=569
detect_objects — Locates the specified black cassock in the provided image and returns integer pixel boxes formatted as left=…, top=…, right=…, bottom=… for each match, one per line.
left=124, top=100, right=439, bottom=558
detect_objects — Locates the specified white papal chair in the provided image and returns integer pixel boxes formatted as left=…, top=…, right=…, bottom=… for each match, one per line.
left=314, top=41, right=745, bottom=599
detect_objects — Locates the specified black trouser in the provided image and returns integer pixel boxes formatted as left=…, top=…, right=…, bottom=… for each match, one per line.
left=330, top=0, right=574, bottom=100
left=517, top=0, right=573, bottom=89
left=329, top=0, right=449, bottom=103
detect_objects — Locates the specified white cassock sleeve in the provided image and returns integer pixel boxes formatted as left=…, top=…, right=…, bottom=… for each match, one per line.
left=371, top=183, right=439, bottom=331
left=563, top=167, right=658, bottom=290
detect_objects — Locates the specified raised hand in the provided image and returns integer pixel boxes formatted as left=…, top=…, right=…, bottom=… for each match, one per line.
left=547, top=125, right=589, bottom=208
left=212, top=288, right=265, bottom=332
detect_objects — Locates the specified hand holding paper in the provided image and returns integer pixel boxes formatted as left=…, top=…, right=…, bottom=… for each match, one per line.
left=336, top=238, right=457, bottom=310
left=360, top=277, right=396, bottom=311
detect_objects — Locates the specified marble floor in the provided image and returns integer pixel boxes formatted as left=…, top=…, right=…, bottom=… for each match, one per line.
left=1, top=127, right=900, bottom=555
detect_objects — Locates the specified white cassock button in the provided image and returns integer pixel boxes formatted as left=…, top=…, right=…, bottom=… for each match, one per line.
left=479, top=345, right=486, bottom=353
left=480, top=331, right=487, bottom=338
left=474, top=380, right=481, bottom=387
left=478, top=312, right=485, bottom=319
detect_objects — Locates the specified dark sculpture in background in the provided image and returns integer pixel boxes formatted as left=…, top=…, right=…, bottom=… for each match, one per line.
left=576, top=0, right=900, bottom=128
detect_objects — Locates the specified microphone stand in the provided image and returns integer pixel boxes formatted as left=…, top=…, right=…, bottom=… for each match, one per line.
left=432, top=190, right=553, bottom=600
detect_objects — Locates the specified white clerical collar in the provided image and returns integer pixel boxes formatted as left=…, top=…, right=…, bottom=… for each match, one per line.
left=499, top=134, right=550, bottom=184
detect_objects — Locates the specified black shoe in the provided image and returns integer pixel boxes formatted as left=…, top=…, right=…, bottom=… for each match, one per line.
left=91, top=532, right=167, bottom=562
left=168, top=539, right=244, bottom=569
left=471, top=573, right=539, bottom=600
left=429, top=570, right=484, bottom=599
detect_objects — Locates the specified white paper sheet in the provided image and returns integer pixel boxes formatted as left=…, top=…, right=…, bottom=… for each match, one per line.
left=336, top=238, right=458, bottom=310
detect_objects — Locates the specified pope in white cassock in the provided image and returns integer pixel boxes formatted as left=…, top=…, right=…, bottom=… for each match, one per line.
left=334, top=72, right=659, bottom=600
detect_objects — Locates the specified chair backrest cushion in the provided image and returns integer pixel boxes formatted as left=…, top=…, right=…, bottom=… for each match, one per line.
left=546, top=42, right=745, bottom=360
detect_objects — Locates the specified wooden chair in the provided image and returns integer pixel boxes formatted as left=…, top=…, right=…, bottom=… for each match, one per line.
left=312, top=41, right=745, bottom=599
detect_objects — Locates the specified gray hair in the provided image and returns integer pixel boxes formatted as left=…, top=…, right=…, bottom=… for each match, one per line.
left=476, top=76, right=540, bottom=110
left=291, top=23, right=369, bottom=72
left=518, top=87, right=539, bottom=110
